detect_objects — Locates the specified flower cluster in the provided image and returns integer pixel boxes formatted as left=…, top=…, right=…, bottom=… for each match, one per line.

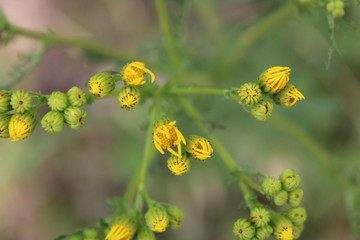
left=233, top=66, right=304, bottom=121
left=152, top=117, right=214, bottom=176
left=233, top=169, right=306, bottom=240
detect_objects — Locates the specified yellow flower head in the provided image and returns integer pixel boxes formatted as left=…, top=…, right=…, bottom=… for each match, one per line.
left=9, top=113, right=37, bottom=142
left=145, top=206, right=169, bottom=233
left=122, top=61, right=155, bottom=86
left=258, top=66, right=291, bottom=94
left=274, top=84, right=305, bottom=107
left=167, top=154, right=190, bottom=176
left=277, top=226, right=294, bottom=240
left=118, top=86, right=140, bottom=110
left=237, top=83, right=262, bottom=105
left=106, top=215, right=137, bottom=240
left=273, top=216, right=294, bottom=240
left=88, top=72, right=115, bottom=98
left=153, top=120, right=186, bottom=158
left=185, top=135, right=213, bottom=160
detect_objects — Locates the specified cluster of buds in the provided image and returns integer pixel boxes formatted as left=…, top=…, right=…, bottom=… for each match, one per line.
left=233, top=67, right=304, bottom=121
left=152, top=117, right=214, bottom=176
left=87, top=61, right=155, bottom=111
left=326, top=0, right=345, bottom=18
left=103, top=204, right=184, bottom=240
left=233, top=169, right=306, bottom=240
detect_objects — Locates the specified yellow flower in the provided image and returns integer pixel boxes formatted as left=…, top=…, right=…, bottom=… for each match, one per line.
left=185, top=135, right=213, bottom=160
left=274, top=84, right=305, bottom=107
left=237, top=83, right=262, bottom=105
left=153, top=121, right=186, bottom=158
left=122, top=61, right=155, bottom=86
left=88, top=72, right=115, bottom=98
left=9, top=113, right=37, bottom=142
left=258, top=66, right=291, bottom=94
left=145, top=206, right=169, bottom=233
left=106, top=215, right=137, bottom=240
left=118, top=86, right=140, bottom=110
left=273, top=216, right=294, bottom=240
left=167, top=154, right=190, bottom=176
left=277, top=226, right=294, bottom=240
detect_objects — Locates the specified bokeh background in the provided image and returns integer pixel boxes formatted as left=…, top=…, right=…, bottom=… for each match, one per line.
left=1, top=0, right=360, bottom=240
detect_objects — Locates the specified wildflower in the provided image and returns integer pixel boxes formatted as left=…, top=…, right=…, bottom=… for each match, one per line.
left=274, top=190, right=288, bottom=207
left=47, top=91, right=69, bottom=111
left=250, top=100, right=273, bottom=121
left=233, top=218, right=255, bottom=240
left=279, top=169, right=301, bottom=192
left=135, top=227, right=155, bottom=240
left=288, top=188, right=304, bottom=207
left=106, top=214, right=137, bottom=240
left=185, top=135, right=213, bottom=160
left=8, top=113, right=37, bottom=141
left=145, top=206, right=169, bottom=232
left=88, top=72, right=115, bottom=98
left=0, top=90, right=12, bottom=113
left=237, top=83, right=262, bottom=105
left=256, top=225, right=273, bottom=240
left=67, top=87, right=87, bottom=107
left=153, top=120, right=186, bottom=157
left=10, top=90, right=32, bottom=113
left=122, top=61, right=155, bottom=86
left=326, top=0, right=345, bottom=18
left=118, top=86, right=141, bottom=110
left=166, top=206, right=184, bottom=229
left=250, top=208, right=270, bottom=227
left=273, top=84, right=305, bottom=107
left=285, top=207, right=307, bottom=225
left=272, top=216, right=294, bottom=240
left=167, top=154, right=190, bottom=176
left=41, top=111, right=64, bottom=133
left=258, top=66, right=291, bottom=94
left=262, top=176, right=282, bottom=197
left=0, top=113, right=11, bottom=138
left=64, top=107, right=87, bottom=129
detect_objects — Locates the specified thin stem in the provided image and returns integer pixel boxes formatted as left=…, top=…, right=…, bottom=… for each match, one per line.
left=155, top=0, right=180, bottom=68
left=178, top=97, right=262, bottom=193
left=13, top=26, right=142, bottom=62
left=167, top=87, right=226, bottom=96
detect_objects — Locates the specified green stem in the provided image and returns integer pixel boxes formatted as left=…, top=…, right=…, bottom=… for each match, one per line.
left=155, top=0, right=180, bottom=68
left=167, top=88, right=226, bottom=95
left=13, top=26, right=141, bottom=62
left=178, top=97, right=262, bottom=193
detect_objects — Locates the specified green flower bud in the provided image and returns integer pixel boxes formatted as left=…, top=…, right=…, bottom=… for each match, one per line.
left=47, top=91, right=69, bottom=111
left=273, top=84, right=305, bottom=107
left=145, top=206, right=169, bottom=232
left=285, top=207, right=307, bottom=225
left=185, top=135, right=213, bottom=160
left=83, top=228, right=98, bottom=238
left=274, top=190, right=288, bottom=207
left=69, top=235, right=83, bottom=240
left=261, top=176, right=282, bottom=197
left=167, top=154, right=191, bottom=176
left=118, top=86, right=141, bottom=110
left=250, top=208, right=270, bottom=228
left=0, top=113, right=11, bottom=138
left=10, top=90, right=32, bottom=113
left=327, top=1, right=345, bottom=18
left=67, top=87, right=87, bottom=107
left=293, top=224, right=304, bottom=239
left=64, top=107, right=87, bottom=130
left=134, top=226, right=156, bottom=240
left=237, top=83, right=262, bottom=105
left=255, top=225, right=273, bottom=240
left=41, top=111, right=64, bottom=133
left=279, top=168, right=301, bottom=192
left=272, top=216, right=294, bottom=240
left=0, top=90, right=12, bottom=113
left=106, top=214, right=137, bottom=240
left=88, top=72, right=115, bottom=98
left=258, top=66, right=291, bottom=94
left=9, top=113, right=37, bottom=141
left=233, top=219, right=255, bottom=240
left=250, top=100, right=273, bottom=121
left=288, top=188, right=304, bottom=207
left=166, top=206, right=184, bottom=229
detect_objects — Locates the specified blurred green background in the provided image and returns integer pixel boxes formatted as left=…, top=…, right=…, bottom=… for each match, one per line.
left=0, top=0, right=360, bottom=240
